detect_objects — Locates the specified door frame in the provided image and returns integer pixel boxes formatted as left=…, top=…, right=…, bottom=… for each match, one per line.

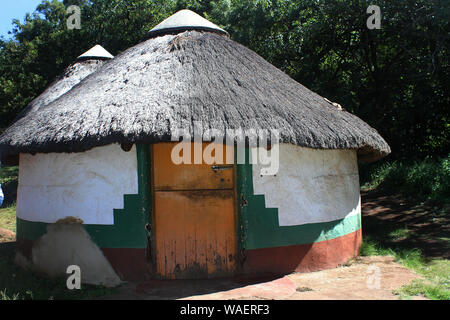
left=148, top=142, right=240, bottom=279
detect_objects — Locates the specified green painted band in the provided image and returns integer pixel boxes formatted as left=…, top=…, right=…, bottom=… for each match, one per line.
left=16, top=144, right=360, bottom=251
left=16, top=195, right=147, bottom=248
left=16, top=217, right=47, bottom=240
left=244, top=212, right=361, bottom=250
left=236, top=147, right=361, bottom=250
left=16, top=144, right=151, bottom=249
left=16, top=211, right=360, bottom=250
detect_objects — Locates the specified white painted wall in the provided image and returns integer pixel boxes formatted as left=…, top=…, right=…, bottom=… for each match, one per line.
left=252, top=144, right=361, bottom=226
left=17, top=144, right=138, bottom=225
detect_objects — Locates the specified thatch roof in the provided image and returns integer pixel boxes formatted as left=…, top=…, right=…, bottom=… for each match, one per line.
left=0, top=12, right=390, bottom=162
left=12, top=45, right=113, bottom=122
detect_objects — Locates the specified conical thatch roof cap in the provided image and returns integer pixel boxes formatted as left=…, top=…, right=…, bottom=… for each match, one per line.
left=147, top=9, right=228, bottom=38
left=77, top=44, right=114, bottom=60
left=0, top=14, right=390, bottom=163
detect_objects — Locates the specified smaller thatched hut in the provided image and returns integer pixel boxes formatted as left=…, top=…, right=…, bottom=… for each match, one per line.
left=0, top=10, right=390, bottom=286
left=1, top=44, right=113, bottom=166
left=15, top=44, right=113, bottom=122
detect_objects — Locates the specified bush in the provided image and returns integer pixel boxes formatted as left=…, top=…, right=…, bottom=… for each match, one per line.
left=359, top=156, right=450, bottom=204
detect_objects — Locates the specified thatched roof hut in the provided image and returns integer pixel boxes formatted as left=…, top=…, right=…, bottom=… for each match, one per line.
left=0, top=10, right=389, bottom=162
left=0, top=44, right=113, bottom=165
left=3, top=10, right=389, bottom=285
left=13, top=44, right=113, bottom=123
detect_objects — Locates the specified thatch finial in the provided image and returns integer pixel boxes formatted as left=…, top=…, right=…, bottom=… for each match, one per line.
left=147, top=9, right=228, bottom=38
left=77, top=44, right=114, bottom=61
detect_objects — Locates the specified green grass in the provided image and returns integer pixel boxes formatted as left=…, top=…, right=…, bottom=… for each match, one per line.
left=360, top=232, right=450, bottom=300
left=388, top=228, right=410, bottom=239
left=359, top=156, right=450, bottom=204
left=0, top=243, right=117, bottom=300
left=2, top=159, right=448, bottom=299
left=0, top=166, right=18, bottom=206
left=359, top=156, right=449, bottom=299
left=0, top=165, right=18, bottom=233
left=393, top=259, right=450, bottom=300
left=0, top=204, right=16, bottom=233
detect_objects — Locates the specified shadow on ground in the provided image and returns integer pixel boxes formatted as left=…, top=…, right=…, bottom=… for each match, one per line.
left=0, top=241, right=283, bottom=300
left=2, top=189, right=446, bottom=300
left=361, top=189, right=450, bottom=259
left=0, top=241, right=15, bottom=257
left=103, top=274, right=284, bottom=300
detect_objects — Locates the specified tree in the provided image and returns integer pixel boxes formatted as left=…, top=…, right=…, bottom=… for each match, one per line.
left=0, top=0, right=448, bottom=158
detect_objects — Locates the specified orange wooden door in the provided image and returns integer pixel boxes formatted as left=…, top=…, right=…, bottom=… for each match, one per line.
left=152, top=142, right=237, bottom=279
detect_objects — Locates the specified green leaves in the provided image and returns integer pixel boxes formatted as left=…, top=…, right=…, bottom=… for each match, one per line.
left=0, top=0, right=448, bottom=158
left=0, top=0, right=175, bottom=128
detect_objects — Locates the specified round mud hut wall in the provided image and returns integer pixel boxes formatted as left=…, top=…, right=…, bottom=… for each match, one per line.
left=0, top=10, right=389, bottom=285
left=14, top=141, right=361, bottom=282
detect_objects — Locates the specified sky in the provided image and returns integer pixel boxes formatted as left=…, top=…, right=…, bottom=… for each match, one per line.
left=0, top=0, right=46, bottom=39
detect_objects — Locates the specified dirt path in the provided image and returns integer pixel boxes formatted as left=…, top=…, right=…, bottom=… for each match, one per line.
left=101, top=256, right=424, bottom=300
left=188, top=256, right=426, bottom=300
left=0, top=227, right=15, bottom=243
left=104, top=189, right=444, bottom=300
left=285, top=256, right=426, bottom=300
left=2, top=189, right=443, bottom=300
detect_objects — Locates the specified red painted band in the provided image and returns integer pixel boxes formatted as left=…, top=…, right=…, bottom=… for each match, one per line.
left=16, top=229, right=361, bottom=281
left=243, top=229, right=362, bottom=274
left=101, top=248, right=150, bottom=281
